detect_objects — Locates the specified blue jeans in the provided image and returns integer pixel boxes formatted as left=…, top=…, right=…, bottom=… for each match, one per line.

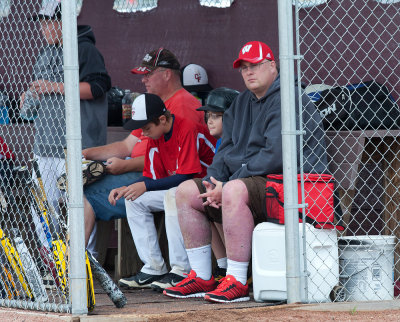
left=84, top=171, right=142, bottom=221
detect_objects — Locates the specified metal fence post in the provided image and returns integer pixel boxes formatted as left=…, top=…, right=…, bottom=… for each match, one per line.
left=61, top=0, right=87, bottom=315
left=277, top=0, right=302, bottom=304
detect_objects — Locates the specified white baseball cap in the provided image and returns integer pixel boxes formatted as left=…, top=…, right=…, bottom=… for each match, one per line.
left=181, top=64, right=212, bottom=92
left=30, top=0, right=62, bottom=21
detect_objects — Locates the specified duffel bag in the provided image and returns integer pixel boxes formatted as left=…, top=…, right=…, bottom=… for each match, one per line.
left=311, top=81, right=400, bottom=131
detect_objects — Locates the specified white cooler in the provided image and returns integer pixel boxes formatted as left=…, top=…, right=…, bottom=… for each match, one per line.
left=252, top=222, right=339, bottom=303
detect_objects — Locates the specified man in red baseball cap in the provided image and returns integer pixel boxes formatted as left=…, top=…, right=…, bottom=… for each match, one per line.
left=164, top=41, right=328, bottom=303
left=232, top=40, right=277, bottom=99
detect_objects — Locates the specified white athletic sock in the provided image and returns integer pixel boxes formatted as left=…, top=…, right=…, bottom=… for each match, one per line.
left=186, top=244, right=212, bottom=280
left=226, top=259, right=249, bottom=285
left=217, top=257, right=227, bottom=269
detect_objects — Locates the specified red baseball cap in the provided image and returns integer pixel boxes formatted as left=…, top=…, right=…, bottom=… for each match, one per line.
left=233, top=41, right=275, bottom=69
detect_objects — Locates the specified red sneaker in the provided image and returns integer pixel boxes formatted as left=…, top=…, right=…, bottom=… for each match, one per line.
left=163, top=270, right=217, bottom=298
left=204, top=275, right=250, bottom=303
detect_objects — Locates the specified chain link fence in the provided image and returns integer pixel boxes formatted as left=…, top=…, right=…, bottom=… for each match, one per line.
left=0, top=0, right=73, bottom=313
left=296, top=0, right=400, bottom=303
left=2, top=0, right=400, bottom=314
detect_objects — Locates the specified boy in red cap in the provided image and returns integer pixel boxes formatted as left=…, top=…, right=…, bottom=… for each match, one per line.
left=164, top=41, right=328, bottom=303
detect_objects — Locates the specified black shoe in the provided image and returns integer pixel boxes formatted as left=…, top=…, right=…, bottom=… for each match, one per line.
left=150, top=272, right=185, bottom=292
left=119, top=271, right=166, bottom=288
left=214, top=267, right=226, bottom=282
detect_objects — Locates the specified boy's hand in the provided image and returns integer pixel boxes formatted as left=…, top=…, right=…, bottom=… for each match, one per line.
left=108, top=186, right=127, bottom=206
left=199, top=176, right=222, bottom=208
left=108, top=182, right=147, bottom=205
left=123, top=181, right=147, bottom=201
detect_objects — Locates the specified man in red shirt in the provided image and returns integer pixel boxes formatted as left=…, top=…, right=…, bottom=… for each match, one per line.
left=109, top=93, right=216, bottom=288
left=82, top=48, right=203, bottom=258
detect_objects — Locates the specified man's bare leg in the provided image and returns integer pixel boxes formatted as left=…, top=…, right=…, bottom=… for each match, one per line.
left=222, top=180, right=254, bottom=262
left=221, top=180, right=254, bottom=285
left=176, top=180, right=212, bottom=279
left=84, top=196, right=96, bottom=247
left=176, top=180, right=211, bottom=248
left=211, top=223, right=226, bottom=260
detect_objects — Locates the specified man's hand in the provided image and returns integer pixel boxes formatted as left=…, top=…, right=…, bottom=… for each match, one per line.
left=19, top=92, right=26, bottom=109
left=199, top=176, right=223, bottom=208
left=30, top=80, right=64, bottom=95
left=105, top=157, right=127, bottom=175
left=108, top=181, right=147, bottom=205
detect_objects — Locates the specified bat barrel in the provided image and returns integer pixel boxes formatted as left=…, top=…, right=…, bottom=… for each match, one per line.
left=87, top=252, right=127, bottom=308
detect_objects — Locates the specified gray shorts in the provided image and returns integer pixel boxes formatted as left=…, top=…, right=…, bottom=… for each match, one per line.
left=193, top=176, right=267, bottom=224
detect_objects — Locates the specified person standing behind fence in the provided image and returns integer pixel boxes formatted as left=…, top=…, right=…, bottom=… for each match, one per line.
left=20, top=2, right=110, bottom=236
left=163, top=41, right=328, bottom=303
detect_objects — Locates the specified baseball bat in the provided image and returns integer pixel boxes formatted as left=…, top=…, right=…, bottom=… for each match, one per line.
left=22, top=163, right=59, bottom=238
left=0, top=269, right=8, bottom=299
left=15, top=165, right=68, bottom=297
left=29, top=164, right=69, bottom=298
left=1, top=253, right=20, bottom=299
left=31, top=158, right=97, bottom=309
left=0, top=249, right=18, bottom=300
left=51, top=239, right=68, bottom=297
left=0, top=227, right=34, bottom=300
left=0, top=190, right=21, bottom=300
left=11, top=229, right=48, bottom=302
left=29, top=195, right=66, bottom=294
left=85, top=251, right=95, bottom=311
left=0, top=264, right=15, bottom=300
left=86, top=251, right=127, bottom=308
left=0, top=261, right=20, bottom=299
left=30, top=159, right=102, bottom=309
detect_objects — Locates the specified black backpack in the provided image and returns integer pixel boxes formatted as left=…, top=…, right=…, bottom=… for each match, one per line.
left=312, top=81, right=400, bottom=131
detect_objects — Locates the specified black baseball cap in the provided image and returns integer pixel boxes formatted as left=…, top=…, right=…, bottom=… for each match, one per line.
left=197, top=87, right=239, bottom=113
left=131, top=48, right=180, bottom=75
left=123, top=93, right=167, bottom=130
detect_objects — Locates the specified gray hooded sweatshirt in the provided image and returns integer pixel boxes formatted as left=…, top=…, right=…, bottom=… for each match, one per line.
left=33, top=25, right=109, bottom=158
left=204, top=74, right=328, bottom=183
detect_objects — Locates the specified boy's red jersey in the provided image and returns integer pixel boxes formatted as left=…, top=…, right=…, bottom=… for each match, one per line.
left=143, top=115, right=216, bottom=179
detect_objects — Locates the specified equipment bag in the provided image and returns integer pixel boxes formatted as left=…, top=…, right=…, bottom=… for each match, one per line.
left=265, top=173, right=344, bottom=230
left=0, top=136, right=14, bottom=161
left=312, top=81, right=400, bottom=131
left=107, top=86, right=124, bottom=126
